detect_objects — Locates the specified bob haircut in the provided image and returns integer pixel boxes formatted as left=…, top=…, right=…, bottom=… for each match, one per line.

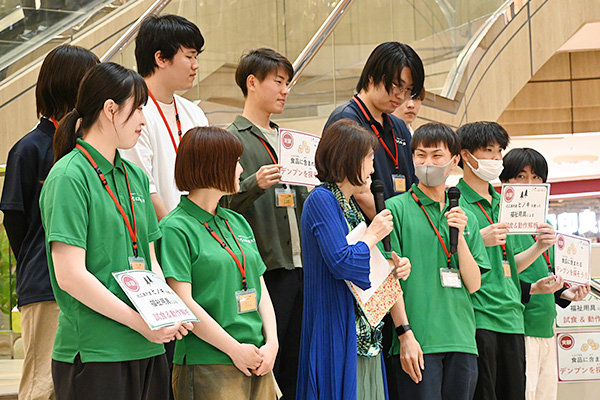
left=135, top=14, right=205, bottom=77
left=315, top=119, right=378, bottom=186
left=36, top=44, right=99, bottom=120
left=175, top=126, right=243, bottom=193
left=235, top=48, right=294, bottom=97
left=356, top=42, right=424, bottom=99
left=411, top=123, right=460, bottom=156
left=500, top=148, right=548, bottom=183
left=456, top=121, right=510, bottom=168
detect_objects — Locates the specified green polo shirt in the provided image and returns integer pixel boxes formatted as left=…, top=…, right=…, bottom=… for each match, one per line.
left=221, top=115, right=308, bottom=271
left=157, top=196, right=266, bottom=365
left=456, top=178, right=525, bottom=334
left=509, top=234, right=556, bottom=338
left=384, top=184, right=490, bottom=356
left=39, top=139, right=163, bottom=363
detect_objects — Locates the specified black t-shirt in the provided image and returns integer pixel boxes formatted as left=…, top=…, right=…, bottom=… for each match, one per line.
left=0, top=118, right=55, bottom=306
left=324, top=95, right=417, bottom=200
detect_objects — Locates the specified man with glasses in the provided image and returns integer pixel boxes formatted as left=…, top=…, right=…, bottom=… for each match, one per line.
left=323, top=41, right=424, bottom=400
left=323, top=41, right=424, bottom=219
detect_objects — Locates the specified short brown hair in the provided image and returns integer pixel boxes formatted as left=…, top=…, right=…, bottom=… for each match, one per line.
left=235, top=48, right=293, bottom=97
left=175, top=126, right=243, bottom=193
left=315, top=119, right=378, bottom=186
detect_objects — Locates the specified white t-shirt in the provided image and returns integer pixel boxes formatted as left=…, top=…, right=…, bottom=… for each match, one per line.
left=121, top=94, right=208, bottom=212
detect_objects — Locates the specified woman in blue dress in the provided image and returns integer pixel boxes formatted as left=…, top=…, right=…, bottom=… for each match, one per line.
left=297, top=119, right=411, bottom=400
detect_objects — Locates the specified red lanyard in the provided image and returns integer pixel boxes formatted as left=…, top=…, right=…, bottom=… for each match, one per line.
left=148, top=90, right=182, bottom=153
left=409, top=189, right=451, bottom=267
left=50, top=117, right=58, bottom=128
left=476, top=201, right=507, bottom=260
left=204, top=219, right=248, bottom=290
left=532, top=235, right=552, bottom=271
left=258, top=137, right=277, bottom=164
left=352, top=95, right=399, bottom=172
left=76, top=144, right=139, bottom=257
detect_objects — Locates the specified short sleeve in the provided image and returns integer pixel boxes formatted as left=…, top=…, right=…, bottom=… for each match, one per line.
left=157, top=223, right=192, bottom=283
left=0, top=148, right=27, bottom=212
left=142, top=174, right=160, bottom=242
left=40, top=173, right=89, bottom=249
left=465, top=210, right=491, bottom=271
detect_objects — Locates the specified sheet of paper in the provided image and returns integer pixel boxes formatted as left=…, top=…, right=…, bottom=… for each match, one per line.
left=555, top=233, right=591, bottom=286
left=557, top=331, right=600, bottom=382
left=498, top=183, right=549, bottom=234
left=113, top=270, right=199, bottom=330
left=278, top=128, right=320, bottom=186
left=345, top=222, right=402, bottom=326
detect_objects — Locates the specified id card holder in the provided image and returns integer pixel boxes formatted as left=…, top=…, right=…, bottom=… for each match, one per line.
left=128, top=256, right=146, bottom=270
left=440, top=268, right=462, bottom=288
left=235, top=288, right=258, bottom=314
left=502, top=259, right=511, bottom=278
left=275, top=188, right=296, bottom=207
left=392, top=174, right=406, bottom=193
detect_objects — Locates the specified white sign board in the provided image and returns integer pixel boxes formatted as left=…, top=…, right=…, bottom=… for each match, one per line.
left=557, top=331, right=600, bottom=382
left=498, top=183, right=549, bottom=234
left=556, top=294, right=600, bottom=327
left=113, top=270, right=199, bottom=330
left=555, top=233, right=591, bottom=286
left=278, top=128, right=320, bottom=186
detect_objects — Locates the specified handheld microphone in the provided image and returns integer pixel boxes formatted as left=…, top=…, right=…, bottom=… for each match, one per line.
left=371, top=179, right=391, bottom=252
left=447, top=186, right=461, bottom=254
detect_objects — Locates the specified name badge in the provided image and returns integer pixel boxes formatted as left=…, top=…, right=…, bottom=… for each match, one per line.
left=392, top=174, right=406, bottom=193
left=275, top=187, right=295, bottom=207
left=236, top=288, right=258, bottom=313
left=440, top=268, right=462, bottom=288
left=128, top=256, right=146, bottom=270
left=502, top=260, right=511, bottom=278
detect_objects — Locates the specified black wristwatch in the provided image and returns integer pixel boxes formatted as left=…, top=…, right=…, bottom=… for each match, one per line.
left=395, top=324, right=412, bottom=337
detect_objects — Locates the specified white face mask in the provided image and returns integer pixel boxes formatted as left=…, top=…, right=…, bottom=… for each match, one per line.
left=414, top=159, right=453, bottom=187
left=466, top=153, right=504, bottom=182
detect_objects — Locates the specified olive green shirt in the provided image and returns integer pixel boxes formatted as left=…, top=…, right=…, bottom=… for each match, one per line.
left=221, top=115, right=308, bottom=271
left=157, top=196, right=266, bottom=365
left=457, top=178, right=525, bottom=334
left=40, top=139, right=163, bottom=363
left=384, top=185, right=490, bottom=356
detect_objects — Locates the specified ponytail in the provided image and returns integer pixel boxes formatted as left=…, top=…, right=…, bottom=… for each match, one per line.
left=51, top=62, right=148, bottom=164
left=53, top=109, right=82, bottom=163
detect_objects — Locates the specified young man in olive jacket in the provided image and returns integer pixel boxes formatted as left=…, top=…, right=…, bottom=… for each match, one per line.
left=221, top=48, right=307, bottom=400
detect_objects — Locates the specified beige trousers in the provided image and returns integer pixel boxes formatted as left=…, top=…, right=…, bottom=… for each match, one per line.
left=19, top=301, right=59, bottom=400
left=525, top=335, right=558, bottom=400
left=172, top=363, right=277, bottom=400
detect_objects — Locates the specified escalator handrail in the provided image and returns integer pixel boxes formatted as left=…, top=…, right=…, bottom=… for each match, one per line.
left=100, top=0, right=172, bottom=62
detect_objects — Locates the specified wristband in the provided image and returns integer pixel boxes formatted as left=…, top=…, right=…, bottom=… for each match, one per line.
left=395, top=324, right=411, bottom=337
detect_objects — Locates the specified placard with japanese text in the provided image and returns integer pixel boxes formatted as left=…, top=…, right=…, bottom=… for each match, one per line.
left=556, top=294, right=600, bottom=327
left=113, top=270, right=199, bottom=330
left=557, top=331, right=600, bottom=382
left=278, top=128, right=320, bottom=186
left=555, top=233, right=591, bottom=286
left=498, top=183, right=549, bottom=234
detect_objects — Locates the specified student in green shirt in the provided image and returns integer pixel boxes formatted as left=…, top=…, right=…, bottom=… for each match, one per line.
left=384, top=123, right=489, bottom=400
left=158, top=126, right=278, bottom=400
left=40, top=62, right=192, bottom=400
left=500, top=148, right=590, bottom=400
left=456, top=121, right=558, bottom=400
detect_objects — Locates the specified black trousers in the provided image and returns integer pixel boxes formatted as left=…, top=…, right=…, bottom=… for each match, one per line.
left=263, top=268, right=303, bottom=400
left=52, top=353, right=169, bottom=400
left=473, top=329, right=526, bottom=400
left=390, top=352, right=478, bottom=400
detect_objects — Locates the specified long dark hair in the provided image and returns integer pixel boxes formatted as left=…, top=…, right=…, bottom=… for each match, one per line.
left=53, top=62, right=148, bottom=163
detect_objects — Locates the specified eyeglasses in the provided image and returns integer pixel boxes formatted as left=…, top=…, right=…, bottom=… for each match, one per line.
left=391, top=81, right=418, bottom=99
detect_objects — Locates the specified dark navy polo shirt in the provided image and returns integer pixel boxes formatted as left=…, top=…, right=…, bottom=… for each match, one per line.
left=1, top=118, right=55, bottom=306
left=324, top=95, right=417, bottom=200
